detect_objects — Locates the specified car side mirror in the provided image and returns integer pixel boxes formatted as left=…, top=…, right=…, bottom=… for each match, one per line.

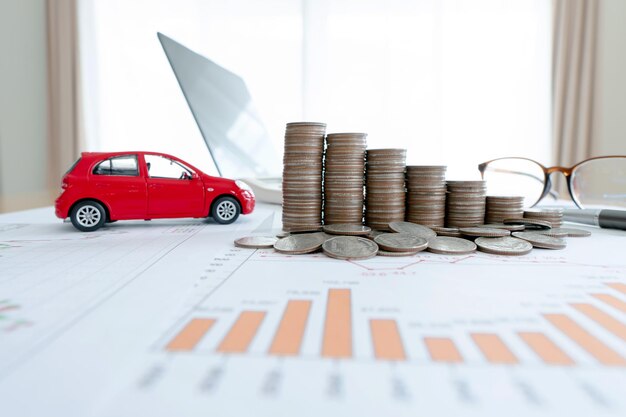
left=191, top=172, right=199, bottom=180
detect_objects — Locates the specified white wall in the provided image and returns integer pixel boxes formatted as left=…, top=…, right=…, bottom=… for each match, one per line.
left=593, top=0, right=626, bottom=155
left=0, top=0, right=49, bottom=213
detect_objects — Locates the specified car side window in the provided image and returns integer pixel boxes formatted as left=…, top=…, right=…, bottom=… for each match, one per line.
left=93, top=155, right=139, bottom=176
left=144, top=154, right=193, bottom=180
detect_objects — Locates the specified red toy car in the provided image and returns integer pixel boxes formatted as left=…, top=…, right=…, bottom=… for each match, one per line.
left=55, top=151, right=255, bottom=231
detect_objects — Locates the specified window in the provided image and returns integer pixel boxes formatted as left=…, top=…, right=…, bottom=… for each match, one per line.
left=80, top=0, right=551, bottom=178
left=93, top=155, right=139, bottom=176
left=145, top=154, right=193, bottom=180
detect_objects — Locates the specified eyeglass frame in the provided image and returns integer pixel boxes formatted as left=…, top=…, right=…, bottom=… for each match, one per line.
left=477, top=156, right=626, bottom=209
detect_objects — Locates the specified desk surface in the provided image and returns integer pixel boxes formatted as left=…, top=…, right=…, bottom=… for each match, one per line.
left=0, top=205, right=625, bottom=416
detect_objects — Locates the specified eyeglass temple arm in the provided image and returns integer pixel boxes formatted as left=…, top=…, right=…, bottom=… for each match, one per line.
left=479, top=166, right=559, bottom=200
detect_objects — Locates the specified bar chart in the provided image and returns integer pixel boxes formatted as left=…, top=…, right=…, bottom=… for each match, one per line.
left=164, top=283, right=626, bottom=368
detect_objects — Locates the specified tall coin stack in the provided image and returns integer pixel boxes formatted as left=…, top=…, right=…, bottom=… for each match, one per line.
left=323, top=133, right=367, bottom=225
left=364, top=149, right=407, bottom=230
left=445, top=181, right=487, bottom=227
left=484, top=196, right=524, bottom=224
left=523, top=208, right=564, bottom=228
left=405, top=166, right=447, bottom=227
left=282, top=122, right=326, bottom=232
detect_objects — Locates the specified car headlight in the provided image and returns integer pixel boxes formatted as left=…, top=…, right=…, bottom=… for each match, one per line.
left=235, top=180, right=252, bottom=191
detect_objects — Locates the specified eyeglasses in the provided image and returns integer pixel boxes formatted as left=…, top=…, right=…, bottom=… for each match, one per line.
left=478, top=156, right=626, bottom=209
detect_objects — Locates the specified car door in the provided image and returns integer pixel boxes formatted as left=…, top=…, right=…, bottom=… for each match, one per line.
left=90, top=154, right=148, bottom=219
left=144, top=154, right=205, bottom=217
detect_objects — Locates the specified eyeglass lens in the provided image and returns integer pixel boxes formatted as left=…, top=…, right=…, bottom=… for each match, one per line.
left=571, top=157, right=626, bottom=209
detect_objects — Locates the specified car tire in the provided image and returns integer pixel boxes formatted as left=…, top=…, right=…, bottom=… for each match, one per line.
left=70, top=200, right=107, bottom=232
left=211, top=196, right=240, bottom=224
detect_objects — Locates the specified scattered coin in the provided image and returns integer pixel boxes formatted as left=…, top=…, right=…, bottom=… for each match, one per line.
left=274, top=233, right=327, bottom=254
left=431, top=226, right=462, bottom=237
left=460, top=227, right=510, bottom=238
left=503, top=218, right=552, bottom=230
left=374, top=233, right=429, bottom=252
left=475, top=236, right=533, bottom=256
left=552, top=227, right=592, bottom=237
left=323, top=224, right=372, bottom=236
left=322, top=236, right=379, bottom=260
left=366, top=229, right=386, bottom=240
left=234, top=236, right=278, bottom=249
left=511, top=231, right=567, bottom=249
left=388, top=221, right=437, bottom=239
left=535, top=228, right=569, bottom=238
left=377, top=249, right=421, bottom=257
left=275, top=231, right=291, bottom=238
left=480, top=223, right=525, bottom=231
left=427, top=236, right=477, bottom=255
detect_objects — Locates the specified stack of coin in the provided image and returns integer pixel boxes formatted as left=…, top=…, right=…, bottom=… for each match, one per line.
left=281, top=122, right=326, bottom=232
left=523, top=208, right=564, bottom=228
left=445, top=180, right=487, bottom=227
left=485, top=196, right=524, bottom=224
left=364, top=149, right=407, bottom=230
left=323, top=133, right=367, bottom=225
left=405, top=166, right=447, bottom=227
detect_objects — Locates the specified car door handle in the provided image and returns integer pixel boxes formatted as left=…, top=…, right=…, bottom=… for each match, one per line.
left=149, top=184, right=163, bottom=189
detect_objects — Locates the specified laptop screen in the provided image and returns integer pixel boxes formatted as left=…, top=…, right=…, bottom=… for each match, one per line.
left=158, top=33, right=280, bottom=179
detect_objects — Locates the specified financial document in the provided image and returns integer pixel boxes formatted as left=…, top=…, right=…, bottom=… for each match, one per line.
left=0, top=204, right=625, bottom=417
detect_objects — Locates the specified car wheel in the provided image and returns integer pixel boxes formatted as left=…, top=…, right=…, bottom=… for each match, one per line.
left=70, top=200, right=107, bottom=232
left=211, top=196, right=240, bottom=224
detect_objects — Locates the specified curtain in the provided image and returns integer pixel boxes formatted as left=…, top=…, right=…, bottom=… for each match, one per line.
left=46, top=0, right=83, bottom=190
left=552, top=0, right=599, bottom=167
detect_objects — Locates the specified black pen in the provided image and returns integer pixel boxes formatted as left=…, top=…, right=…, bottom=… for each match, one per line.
left=563, top=209, right=626, bottom=231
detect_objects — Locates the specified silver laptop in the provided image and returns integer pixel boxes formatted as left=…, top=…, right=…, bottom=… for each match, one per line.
left=157, top=32, right=282, bottom=203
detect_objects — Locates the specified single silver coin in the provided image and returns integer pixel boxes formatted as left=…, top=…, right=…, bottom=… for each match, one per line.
left=374, top=233, right=429, bottom=252
left=388, top=221, right=437, bottom=239
left=475, top=236, right=533, bottom=256
left=322, top=236, right=379, bottom=260
left=535, top=228, right=569, bottom=238
left=511, top=232, right=567, bottom=249
left=377, top=249, right=420, bottom=257
left=234, top=236, right=278, bottom=249
left=427, top=236, right=477, bottom=255
left=553, top=227, right=592, bottom=237
left=460, top=227, right=510, bottom=237
left=480, top=223, right=526, bottom=231
left=323, top=224, right=372, bottom=236
left=504, top=218, right=552, bottom=230
left=274, top=233, right=327, bottom=254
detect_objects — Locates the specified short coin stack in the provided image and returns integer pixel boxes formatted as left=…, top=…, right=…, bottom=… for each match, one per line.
left=281, top=122, right=326, bottom=232
left=364, top=149, right=407, bottom=230
left=445, top=181, right=487, bottom=228
left=485, top=196, right=524, bottom=224
left=405, top=166, right=447, bottom=227
left=323, top=133, right=367, bottom=225
left=523, top=208, right=564, bottom=228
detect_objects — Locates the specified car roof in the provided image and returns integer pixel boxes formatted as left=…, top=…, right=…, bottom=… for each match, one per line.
left=81, top=151, right=180, bottom=160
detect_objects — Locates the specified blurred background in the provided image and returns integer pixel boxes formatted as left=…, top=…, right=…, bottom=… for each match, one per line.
left=0, top=0, right=624, bottom=213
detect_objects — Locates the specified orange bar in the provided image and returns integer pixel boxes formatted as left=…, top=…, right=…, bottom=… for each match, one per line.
left=322, top=289, right=352, bottom=358
left=166, top=318, right=215, bottom=351
left=370, top=319, right=406, bottom=361
left=544, top=314, right=626, bottom=366
left=269, top=300, right=312, bottom=356
left=518, top=332, right=574, bottom=366
left=592, top=294, right=626, bottom=313
left=471, top=333, right=518, bottom=364
left=606, top=283, right=626, bottom=295
left=217, top=311, right=266, bottom=353
left=571, top=303, right=626, bottom=342
left=424, top=337, right=463, bottom=363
